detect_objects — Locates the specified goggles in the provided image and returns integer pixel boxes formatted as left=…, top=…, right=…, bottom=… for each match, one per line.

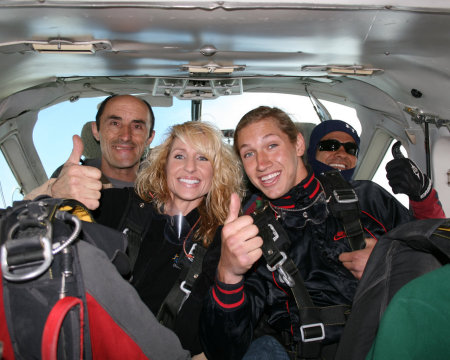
left=318, top=139, right=359, bottom=156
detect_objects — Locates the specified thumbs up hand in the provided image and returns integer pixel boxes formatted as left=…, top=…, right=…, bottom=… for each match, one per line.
left=51, top=135, right=103, bottom=210
left=217, top=193, right=263, bottom=284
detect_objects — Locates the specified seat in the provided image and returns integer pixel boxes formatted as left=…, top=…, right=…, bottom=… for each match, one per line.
left=80, top=121, right=101, bottom=159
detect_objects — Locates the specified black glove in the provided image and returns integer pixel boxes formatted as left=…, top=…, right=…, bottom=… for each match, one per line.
left=386, top=158, right=432, bottom=201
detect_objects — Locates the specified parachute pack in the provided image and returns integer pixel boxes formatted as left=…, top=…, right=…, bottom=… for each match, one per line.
left=0, top=197, right=189, bottom=360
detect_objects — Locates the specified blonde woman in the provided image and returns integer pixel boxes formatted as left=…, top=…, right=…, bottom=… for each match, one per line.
left=93, top=121, right=244, bottom=357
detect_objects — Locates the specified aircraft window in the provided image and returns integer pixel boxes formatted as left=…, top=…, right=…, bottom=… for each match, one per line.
left=202, top=92, right=361, bottom=143
left=371, top=140, right=409, bottom=207
left=0, top=150, right=23, bottom=207
left=202, top=93, right=321, bottom=132
left=34, top=97, right=103, bottom=177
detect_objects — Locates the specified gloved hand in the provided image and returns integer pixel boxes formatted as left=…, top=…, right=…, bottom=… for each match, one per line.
left=386, top=158, right=432, bottom=201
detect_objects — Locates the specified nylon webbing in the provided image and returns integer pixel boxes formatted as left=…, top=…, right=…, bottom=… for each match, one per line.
left=251, top=204, right=345, bottom=358
left=319, top=170, right=365, bottom=250
left=156, top=244, right=207, bottom=329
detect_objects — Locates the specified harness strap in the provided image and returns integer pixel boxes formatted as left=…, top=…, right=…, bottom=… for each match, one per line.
left=122, top=219, right=145, bottom=271
left=252, top=202, right=351, bottom=359
left=41, top=296, right=84, bottom=360
left=318, top=170, right=365, bottom=250
left=156, top=244, right=207, bottom=329
left=118, top=188, right=153, bottom=272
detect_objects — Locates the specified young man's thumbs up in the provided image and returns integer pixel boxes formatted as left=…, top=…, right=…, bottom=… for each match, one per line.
left=217, top=193, right=264, bottom=284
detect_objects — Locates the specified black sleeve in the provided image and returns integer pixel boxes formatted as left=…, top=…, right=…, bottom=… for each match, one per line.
left=92, top=188, right=130, bottom=230
left=353, top=180, right=414, bottom=237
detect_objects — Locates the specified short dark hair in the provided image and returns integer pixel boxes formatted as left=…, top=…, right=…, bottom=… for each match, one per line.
left=233, top=106, right=298, bottom=154
left=95, top=95, right=155, bottom=136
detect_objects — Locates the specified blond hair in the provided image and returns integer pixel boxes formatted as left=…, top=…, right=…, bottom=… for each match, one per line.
left=136, top=121, right=244, bottom=247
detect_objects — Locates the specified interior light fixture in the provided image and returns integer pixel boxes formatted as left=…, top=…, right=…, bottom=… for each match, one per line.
left=301, top=64, right=383, bottom=76
left=0, top=39, right=112, bottom=54
left=180, top=61, right=246, bottom=74
left=32, top=39, right=112, bottom=54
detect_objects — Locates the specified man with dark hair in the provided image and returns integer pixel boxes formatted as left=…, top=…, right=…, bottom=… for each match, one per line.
left=25, top=95, right=155, bottom=209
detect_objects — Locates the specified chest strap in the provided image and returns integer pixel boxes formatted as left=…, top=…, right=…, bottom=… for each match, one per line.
left=252, top=203, right=349, bottom=359
left=318, top=170, right=365, bottom=250
left=156, top=243, right=207, bottom=329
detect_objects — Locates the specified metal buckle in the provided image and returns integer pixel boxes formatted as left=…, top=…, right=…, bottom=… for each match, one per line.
left=178, top=280, right=192, bottom=312
left=266, top=251, right=287, bottom=272
left=300, top=323, right=325, bottom=342
left=1, top=220, right=53, bottom=282
left=187, top=243, right=197, bottom=262
left=266, top=251, right=294, bottom=287
left=332, top=189, right=358, bottom=204
left=179, top=280, right=192, bottom=296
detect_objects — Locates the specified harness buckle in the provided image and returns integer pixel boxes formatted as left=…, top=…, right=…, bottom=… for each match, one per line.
left=1, top=219, right=53, bottom=282
left=179, top=280, right=192, bottom=296
left=178, top=280, right=192, bottom=312
left=300, top=322, right=325, bottom=343
left=332, top=189, right=358, bottom=204
left=266, top=251, right=295, bottom=287
left=187, top=243, right=197, bottom=262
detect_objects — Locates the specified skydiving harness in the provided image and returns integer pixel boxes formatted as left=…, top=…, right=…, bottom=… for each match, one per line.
left=251, top=199, right=351, bottom=359
left=1, top=197, right=130, bottom=359
left=156, top=243, right=207, bottom=328
left=118, top=188, right=207, bottom=329
left=318, top=170, right=365, bottom=251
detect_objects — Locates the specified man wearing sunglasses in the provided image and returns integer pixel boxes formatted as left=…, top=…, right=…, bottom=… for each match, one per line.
left=307, top=120, right=445, bottom=219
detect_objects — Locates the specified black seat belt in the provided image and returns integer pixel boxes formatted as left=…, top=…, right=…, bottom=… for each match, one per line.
left=156, top=243, right=207, bottom=329
left=318, top=170, right=365, bottom=251
left=251, top=204, right=349, bottom=359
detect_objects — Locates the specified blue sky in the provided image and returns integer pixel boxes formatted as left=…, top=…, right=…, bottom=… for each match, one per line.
left=1, top=93, right=404, bottom=208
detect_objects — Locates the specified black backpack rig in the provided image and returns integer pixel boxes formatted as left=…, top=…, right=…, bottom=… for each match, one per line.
left=0, top=197, right=190, bottom=360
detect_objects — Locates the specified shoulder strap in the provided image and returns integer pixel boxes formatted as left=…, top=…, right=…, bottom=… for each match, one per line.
left=318, top=170, right=365, bottom=250
left=156, top=243, right=207, bottom=329
left=118, top=188, right=152, bottom=271
left=251, top=203, right=349, bottom=358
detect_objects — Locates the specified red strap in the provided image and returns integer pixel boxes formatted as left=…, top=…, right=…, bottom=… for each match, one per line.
left=0, top=267, right=15, bottom=360
left=41, top=296, right=84, bottom=360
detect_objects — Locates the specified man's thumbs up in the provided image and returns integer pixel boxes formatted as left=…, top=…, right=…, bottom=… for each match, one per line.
left=50, top=134, right=103, bottom=210
left=66, top=135, right=84, bottom=165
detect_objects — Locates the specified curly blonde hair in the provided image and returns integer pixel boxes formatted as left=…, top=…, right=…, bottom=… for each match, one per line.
left=136, top=121, right=244, bottom=247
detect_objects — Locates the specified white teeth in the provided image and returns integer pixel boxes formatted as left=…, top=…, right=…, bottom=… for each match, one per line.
left=180, top=178, right=199, bottom=184
left=261, top=172, right=280, bottom=181
left=329, top=163, right=346, bottom=170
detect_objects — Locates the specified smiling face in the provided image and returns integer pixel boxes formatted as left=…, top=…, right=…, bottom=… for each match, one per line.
left=315, top=131, right=357, bottom=171
left=237, top=118, right=307, bottom=199
left=92, top=95, right=155, bottom=181
left=165, top=137, right=213, bottom=215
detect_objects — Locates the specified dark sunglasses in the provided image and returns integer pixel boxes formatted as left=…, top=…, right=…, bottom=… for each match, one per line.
left=318, top=139, right=359, bottom=156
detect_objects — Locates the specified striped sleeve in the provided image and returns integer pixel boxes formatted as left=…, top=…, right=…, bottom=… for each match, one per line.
left=212, top=278, right=245, bottom=310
